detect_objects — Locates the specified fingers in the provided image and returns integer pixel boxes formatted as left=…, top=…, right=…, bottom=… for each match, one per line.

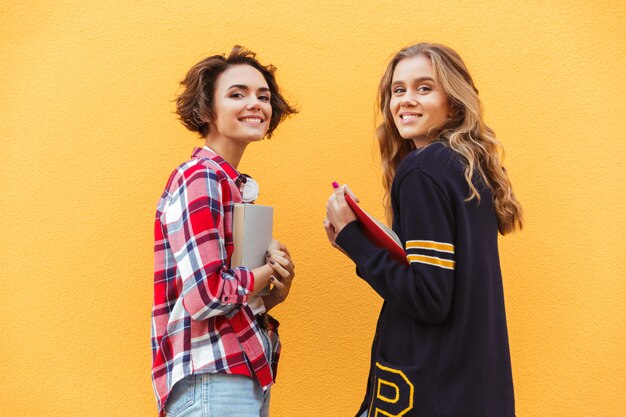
left=327, top=192, right=355, bottom=220
left=331, top=184, right=359, bottom=203
left=269, top=257, right=293, bottom=282
left=333, top=185, right=346, bottom=202
left=326, top=184, right=358, bottom=238
left=267, top=249, right=295, bottom=275
left=342, top=184, right=359, bottom=203
left=326, top=192, right=339, bottom=214
left=267, top=250, right=294, bottom=271
left=273, top=253, right=294, bottom=275
left=266, top=241, right=291, bottom=260
left=279, top=244, right=291, bottom=257
left=269, top=275, right=285, bottom=290
left=326, top=194, right=343, bottom=222
left=323, top=218, right=337, bottom=242
left=332, top=186, right=352, bottom=210
left=326, top=202, right=335, bottom=221
left=267, top=249, right=287, bottom=258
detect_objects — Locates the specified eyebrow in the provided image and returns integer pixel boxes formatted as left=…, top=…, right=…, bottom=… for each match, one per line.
left=391, top=76, right=435, bottom=86
left=227, top=84, right=271, bottom=93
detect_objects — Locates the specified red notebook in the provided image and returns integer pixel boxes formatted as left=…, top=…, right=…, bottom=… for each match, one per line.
left=332, top=182, right=408, bottom=265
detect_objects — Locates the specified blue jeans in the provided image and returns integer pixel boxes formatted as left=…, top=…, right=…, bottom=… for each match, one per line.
left=163, top=373, right=271, bottom=417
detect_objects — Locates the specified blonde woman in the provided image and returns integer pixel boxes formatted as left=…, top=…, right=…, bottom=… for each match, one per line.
left=325, top=43, right=523, bottom=416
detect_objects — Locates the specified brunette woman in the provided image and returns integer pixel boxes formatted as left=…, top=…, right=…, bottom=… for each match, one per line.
left=152, top=46, right=297, bottom=417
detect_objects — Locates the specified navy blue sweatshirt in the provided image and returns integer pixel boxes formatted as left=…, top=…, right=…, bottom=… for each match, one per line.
left=336, top=142, right=515, bottom=417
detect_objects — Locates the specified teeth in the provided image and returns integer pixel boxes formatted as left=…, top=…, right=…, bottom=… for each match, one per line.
left=401, top=114, right=421, bottom=120
left=241, top=117, right=262, bottom=123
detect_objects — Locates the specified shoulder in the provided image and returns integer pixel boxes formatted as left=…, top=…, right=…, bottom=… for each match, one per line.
left=393, top=142, right=465, bottom=200
left=392, top=142, right=465, bottom=202
left=163, top=157, right=227, bottom=195
left=397, top=142, right=463, bottom=180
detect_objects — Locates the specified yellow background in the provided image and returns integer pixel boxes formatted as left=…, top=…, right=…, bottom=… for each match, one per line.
left=1, top=1, right=624, bottom=416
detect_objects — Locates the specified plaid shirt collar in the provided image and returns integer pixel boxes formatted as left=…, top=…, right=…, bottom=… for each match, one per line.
left=192, top=146, right=247, bottom=187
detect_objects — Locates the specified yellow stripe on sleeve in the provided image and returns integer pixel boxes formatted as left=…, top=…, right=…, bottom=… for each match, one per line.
left=406, top=240, right=455, bottom=254
left=406, top=254, right=455, bottom=270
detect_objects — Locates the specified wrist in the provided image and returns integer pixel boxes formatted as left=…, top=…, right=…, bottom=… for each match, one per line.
left=334, top=218, right=352, bottom=233
left=250, top=264, right=274, bottom=296
left=269, top=289, right=286, bottom=303
left=336, top=219, right=358, bottom=235
left=262, top=293, right=282, bottom=312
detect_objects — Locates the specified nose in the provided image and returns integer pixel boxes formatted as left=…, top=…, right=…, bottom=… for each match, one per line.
left=399, top=93, right=418, bottom=108
left=246, top=97, right=262, bottom=110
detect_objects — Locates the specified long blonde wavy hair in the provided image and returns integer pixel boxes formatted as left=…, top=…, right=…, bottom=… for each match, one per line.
left=377, top=43, right=523, bottom=235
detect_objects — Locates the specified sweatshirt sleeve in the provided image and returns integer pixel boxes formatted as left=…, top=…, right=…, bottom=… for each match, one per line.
left=335, top=168, right=455, bottom=323
left=163, top=165, right=254, bottom=321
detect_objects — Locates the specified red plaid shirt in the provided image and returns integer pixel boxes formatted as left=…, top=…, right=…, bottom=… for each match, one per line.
left=152, top=147, right=280, bottom=413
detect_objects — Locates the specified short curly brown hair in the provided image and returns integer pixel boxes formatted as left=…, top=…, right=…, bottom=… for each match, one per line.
left=175, top=45, right=297, bottom=138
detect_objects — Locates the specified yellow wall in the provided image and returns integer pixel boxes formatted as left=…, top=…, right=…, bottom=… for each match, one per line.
left=1, top=1, right=624, bottom=416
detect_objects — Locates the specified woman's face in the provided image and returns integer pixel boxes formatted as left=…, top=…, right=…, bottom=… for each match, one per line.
left=389, top=55, right=452, bottom=148
left=209, top=64, right=272, bottom=144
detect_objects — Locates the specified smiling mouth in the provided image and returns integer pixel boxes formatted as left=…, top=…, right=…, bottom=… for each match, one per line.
left=239, top=117, right=264, bottom=123
left=400, top=114, right=422, bottom=120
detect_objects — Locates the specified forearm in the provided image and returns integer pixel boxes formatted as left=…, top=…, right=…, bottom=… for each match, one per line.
left=250, top=264, right=274, bottom=296
left=336, top=221, right=453, bottom=323
left=181, top=266, right=255, bottom=320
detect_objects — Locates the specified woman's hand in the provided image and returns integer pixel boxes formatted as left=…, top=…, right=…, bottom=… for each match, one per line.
left=325, top=184, right=358, bottom=236
left=323, top=218, right=349, bottom=257
left=262, top=243, right=295, bottom=311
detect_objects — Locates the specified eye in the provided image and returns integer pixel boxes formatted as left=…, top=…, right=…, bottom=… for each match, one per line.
left=258, top=95, right=270, bottom=102
left=230, top=92, right=244, bottom=98
left=392, top=87, right=405, bottom=94
left=417, top=85, right=432, bottom=93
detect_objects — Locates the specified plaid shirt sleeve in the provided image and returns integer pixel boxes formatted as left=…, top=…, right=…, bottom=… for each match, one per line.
left=162, top=164, right=254, bottom=320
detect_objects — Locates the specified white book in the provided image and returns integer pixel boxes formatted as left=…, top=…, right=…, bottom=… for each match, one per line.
left=232, top=203, right=273, bottom=297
